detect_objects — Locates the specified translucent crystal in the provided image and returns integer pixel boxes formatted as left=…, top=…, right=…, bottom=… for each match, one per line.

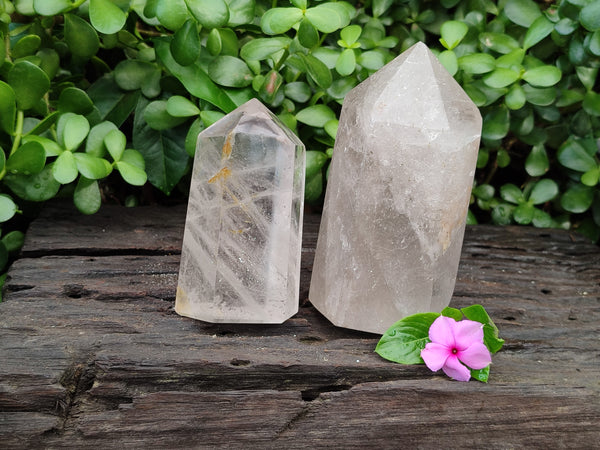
left=176, top=99, right=305, bottom=323
left=309, top=42, right=482, bottom=334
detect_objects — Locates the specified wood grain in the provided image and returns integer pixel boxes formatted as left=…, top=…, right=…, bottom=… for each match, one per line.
left=1, top=202, right=598, bottom=448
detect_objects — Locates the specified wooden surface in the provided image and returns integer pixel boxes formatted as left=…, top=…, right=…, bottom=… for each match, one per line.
left=1, top=202, right=599, bottom=448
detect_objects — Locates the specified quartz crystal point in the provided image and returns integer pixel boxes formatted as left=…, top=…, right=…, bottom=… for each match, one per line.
left=176, top=99, right=305, bottom=323
left=309, top=42, right=482, bottom=334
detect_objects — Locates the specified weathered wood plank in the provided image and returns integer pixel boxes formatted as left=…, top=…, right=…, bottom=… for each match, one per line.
left=1, top=202, right=599, bottom=448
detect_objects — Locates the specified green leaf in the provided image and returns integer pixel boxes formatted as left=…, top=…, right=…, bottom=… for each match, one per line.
left=258, top=70, right=283, bottom=103
left=226, top=0, right=255, bottom=27
left=166, top=96, right=200, bottom=117
left=11, top=35, right=41, bottom=59
left=0, top=81, right=16, bottom=135
left=582, top=91, right=600, bottom=116
left=2, top=230, right=25, bottom=253
left=375, top=313, right=440, bottom=364
left=74, top=153, right=111, bottom=179
left=324, top=119, right=338, bottom=140
left=335, top=48, right=356, bottom=76
left=144, top=100, right=188, bottom=131
left=240, top=37, right=291, bottom=61
left=561, top=184, right=594, bottom=213
left=522, top=66, right=562, bottom=87
left=73, top=177, right=101, bottom=215
left=4, top=165, right=60, bottom=202
left=372, top=0, right=393, bottom=18
left=305, top=171, right=323, bottom=203
left=522, top=85, right=556, bottom=106
left=36, top=48, right=60, bottom=79
left=437, top=50, right=458, bottom=76
left=133, top=98, right=189, bottom=195
left=155, top=0, right=188, bottom=30
left=441, top=307, right=463, bottom=321
left=483, top=67, right=520, bottom=88
left=58, top=87, right=94, bottom=115
left=64, top=13, right=100, bottom=59
left=61, top=114, right=90, bottom=151
left=260, top=7, right=303, bottom=35
left=305, top=2, right=352, bottom=33
left=155, top=39, right=237, bottom=113
left=525, top=145, right=549, bottom=176
left=87, top=76, right=141, bottom=126
left=500, top=183, right=523, bottom=204
left=301, top=54, right=332, bottom=89
left=482, top=106, right=510, bottom=140
left=296, top=104, right=336, bottom=128
left=186, top=0, right=229, bottom=29
left=184, top=118, right=205, bottom=157
left=439, top=20, right=468, bottom=50
left=89, top=0, right=127, bottom=34
left=581, top=167, right=600, bottom=187
left=491, top=203, right=514, bottom=225
left=0, top=194, right=17, bottom=222
left=85, top=121, right=118, bottom=157
left=588, top=30, right=600, bottom=56
left=114, top=60, right=158, bottom=91
left=208, top=56, right=253, bottom=88
left=461, top=305, right=504, bottom=354
left=340, top=25, right=362, bottom=46
left=33, top=0, right=72, bottom=15
left=7, top=61, right=50, bottom=111
left=358, top=50, right=387, bottom=71
left=523, top=16, right=554, bottom=50
left=458, top=53, right=495, bottom=74
left=207, top=28, right=222, bottom=56
left=529, top=179, right=558, bottom=204
left=298, top=18, right=319, bottom=49
left=505, top=84, right=526, bottom=110
left=22, top=135, right=62, bottom=157
left=53, top=151, right=78, bottom=184
left=103, top=128, right=126, bottom=161
left=284, top=82, right=311, bottom=103
left=470, top=366, right=490, bottom=383
left=557, top=139, right=597, bottom=172
left=504, top=0, right=541, bottom=27
left=6, top=141, right=45, bottom=175
left=116, top=161, right=147, bottom=186
left=121, top=149, right=146, bottom=170
left=580, top=1, right=600, bottom=32
left=479, top=32, right=519, bottom=54
left=171, top=19, right=200, bottom=66
left=305, top=150, right=328, bottom=179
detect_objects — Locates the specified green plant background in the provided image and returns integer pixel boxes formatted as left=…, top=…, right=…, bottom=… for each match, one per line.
left=1, top=0, right=599, bottom=280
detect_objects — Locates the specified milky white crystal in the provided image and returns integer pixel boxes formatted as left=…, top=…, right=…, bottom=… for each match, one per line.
left=176, top=99, right=305, bottom=323
left=309, top=42, right=482, bottom=334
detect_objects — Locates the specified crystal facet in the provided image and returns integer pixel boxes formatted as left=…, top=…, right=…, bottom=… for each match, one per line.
left=309, top=42, right=482, bottom=334
left=176, top=99, right=305, bottom=323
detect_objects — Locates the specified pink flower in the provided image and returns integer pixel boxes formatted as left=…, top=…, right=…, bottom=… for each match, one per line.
left=420, top=316, right=492, bottom=382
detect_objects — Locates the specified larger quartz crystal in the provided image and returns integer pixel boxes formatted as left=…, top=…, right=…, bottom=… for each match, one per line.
left=309, top=42, right=482, bottom=334
left=176, top=99, right=305, bottom=323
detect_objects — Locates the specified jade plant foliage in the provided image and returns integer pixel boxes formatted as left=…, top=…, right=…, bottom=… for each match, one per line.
left=0, top=0, right=599, bottom=276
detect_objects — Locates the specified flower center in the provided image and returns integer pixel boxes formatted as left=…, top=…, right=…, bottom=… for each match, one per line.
left=451, top=348, right=458, bottom=355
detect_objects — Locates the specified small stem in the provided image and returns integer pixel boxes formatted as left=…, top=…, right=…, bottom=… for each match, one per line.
left=272, top=0, right=278, bottom=8
left=10, top=110, right=24, bottom=156
left=273, top=49, right=289, bottom=72
left=4, top=31, right=10, bottom=62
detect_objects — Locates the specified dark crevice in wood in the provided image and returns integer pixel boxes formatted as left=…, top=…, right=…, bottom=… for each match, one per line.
left=301, top=384, right=352, bottom=402
left=21, top=248, right=182, bottom=258
left=58, top=356, right=98, bottom=430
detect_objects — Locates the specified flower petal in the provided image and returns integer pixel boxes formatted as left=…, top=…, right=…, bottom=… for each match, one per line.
left=421, top=342, right=450, bottom=371
left=428, top=316, right=456, bottom=347
left=442, top=355, right=471, bottom=382
left=453, top=319, right=484, bottom=351
left=458, top=342, right=492, bottom=369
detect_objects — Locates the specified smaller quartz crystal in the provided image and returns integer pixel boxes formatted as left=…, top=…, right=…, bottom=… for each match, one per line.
left=176, top=99, right=305, bottom=324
